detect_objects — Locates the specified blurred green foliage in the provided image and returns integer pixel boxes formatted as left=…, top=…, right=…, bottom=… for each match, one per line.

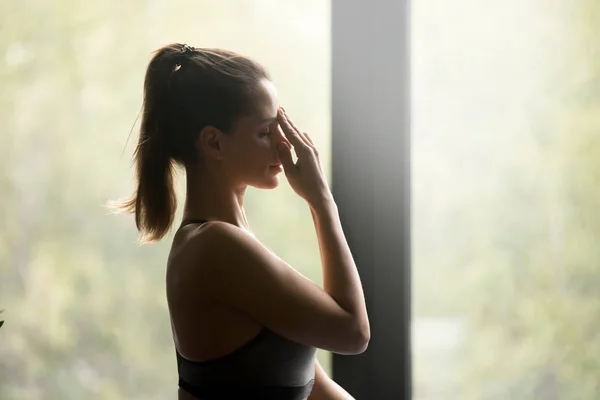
left=0, top=1, right=331, bottom=399
left=2, top=0, right=600, bottom=399
left=413, top=1, right=600, bottom=399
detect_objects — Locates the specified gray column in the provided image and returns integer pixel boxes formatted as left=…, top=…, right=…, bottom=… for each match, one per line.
left=331, top=0, right=411, bottom=398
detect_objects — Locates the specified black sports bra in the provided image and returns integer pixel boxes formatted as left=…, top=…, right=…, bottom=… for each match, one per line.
left=174, top=219, right=317, bottom=400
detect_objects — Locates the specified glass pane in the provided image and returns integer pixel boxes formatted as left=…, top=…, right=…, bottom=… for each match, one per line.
left=0, top=1, right=331, bottom=398
left=412, top=1, right=600, bottom=399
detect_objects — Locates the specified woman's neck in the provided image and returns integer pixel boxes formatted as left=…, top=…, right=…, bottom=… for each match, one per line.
left=183, top=166, right=251, bottom=232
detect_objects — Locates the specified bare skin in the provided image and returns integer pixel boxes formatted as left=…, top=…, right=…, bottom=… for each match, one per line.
left=167, top=79, right=367, bottom=400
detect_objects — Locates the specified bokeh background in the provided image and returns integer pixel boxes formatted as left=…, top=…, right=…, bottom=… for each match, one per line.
left=0, top=1, right=331, bottom=398
left=1, top=0, right=599, bottom=399
left=412, top=0, right=600, bottom=399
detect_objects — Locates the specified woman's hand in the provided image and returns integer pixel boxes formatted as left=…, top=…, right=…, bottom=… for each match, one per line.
left=276, top=107, right=334, bottom=207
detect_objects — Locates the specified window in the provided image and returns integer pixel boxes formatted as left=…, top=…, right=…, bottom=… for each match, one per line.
left=413, top=1, right=600, bottom=398
left=0, top=1, right=331, bottom=398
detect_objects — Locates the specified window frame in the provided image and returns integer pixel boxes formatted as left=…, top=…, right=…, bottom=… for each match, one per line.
left=331, top=1, right=412, bottom=398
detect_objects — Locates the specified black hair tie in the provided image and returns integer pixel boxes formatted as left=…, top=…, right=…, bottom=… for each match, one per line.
left=181, top=44, right=196, bottom=55
left=173, top=44, right=196, bottom=71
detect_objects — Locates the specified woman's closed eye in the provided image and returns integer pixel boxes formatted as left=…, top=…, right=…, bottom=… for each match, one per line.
left=260, top=125, right=275, bottom=137
left=259, top=120, right=278, bottom=137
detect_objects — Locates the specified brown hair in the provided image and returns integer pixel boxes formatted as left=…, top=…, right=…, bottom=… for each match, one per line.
left=111, top=43, right=270, bottom=243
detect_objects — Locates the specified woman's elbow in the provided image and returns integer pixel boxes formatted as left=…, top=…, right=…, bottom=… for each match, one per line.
left=355, top=325, right=370, bottom=353
left=341, top=322, right=370, bottom=355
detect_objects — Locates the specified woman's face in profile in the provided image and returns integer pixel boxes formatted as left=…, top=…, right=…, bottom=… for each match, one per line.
left=221, top=78, right=290, bottom=190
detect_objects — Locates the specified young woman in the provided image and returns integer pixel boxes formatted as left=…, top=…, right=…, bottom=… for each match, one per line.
left=115, top=43, right=369, bottom=400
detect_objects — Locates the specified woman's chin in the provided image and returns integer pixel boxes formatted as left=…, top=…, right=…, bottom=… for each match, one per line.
left=251, top=175, right=281, bottom=190
left=265, top=175, right=281, bottom=189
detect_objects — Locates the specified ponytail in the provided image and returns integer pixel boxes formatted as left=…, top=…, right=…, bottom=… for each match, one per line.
left=126, top=131, right=177, bottom=243
left=110, top=46, right=182, bottom=243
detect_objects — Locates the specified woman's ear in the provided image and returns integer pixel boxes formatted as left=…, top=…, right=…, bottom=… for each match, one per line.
left=196, top=125, right=225, bottom=161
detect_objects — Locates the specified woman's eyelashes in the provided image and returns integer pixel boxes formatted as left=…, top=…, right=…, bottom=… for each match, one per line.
left=260, top=126, right=273, bottom=137
left=260, top=121, right=278, bottom=137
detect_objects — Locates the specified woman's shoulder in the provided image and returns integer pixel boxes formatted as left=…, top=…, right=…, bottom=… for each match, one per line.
left=168, top=221, right=266, bottom=278
left=184, top=220, right=258, bottom=252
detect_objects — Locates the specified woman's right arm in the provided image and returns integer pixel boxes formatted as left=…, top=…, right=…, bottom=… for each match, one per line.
left=309, top=198, right=370, bottom=350
left=188, top=215, right=370, bottom=355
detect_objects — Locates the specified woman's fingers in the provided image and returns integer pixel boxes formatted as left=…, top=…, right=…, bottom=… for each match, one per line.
left=282, top=109, right=313, bottom=148
left=304, top=131, right=315, bottom=146
left=277, top=141, right=295, bottom=173
left=277, top=108, right=309, bottom=150
left=278, top=108, right=313, bottom=149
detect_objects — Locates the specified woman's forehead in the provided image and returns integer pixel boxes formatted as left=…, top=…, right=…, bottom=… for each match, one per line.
left=253, top=79, right=279, bottom=115
left=235, top=79, right=278, bottom=127
left=235, top=108, right=274, bottom=129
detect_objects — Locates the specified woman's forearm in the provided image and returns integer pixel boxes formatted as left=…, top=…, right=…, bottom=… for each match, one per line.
left=309, top=199, right=370, bottom=350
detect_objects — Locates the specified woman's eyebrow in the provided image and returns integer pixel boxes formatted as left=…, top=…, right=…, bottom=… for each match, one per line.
left=261, top=117, right=277, bottom=123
